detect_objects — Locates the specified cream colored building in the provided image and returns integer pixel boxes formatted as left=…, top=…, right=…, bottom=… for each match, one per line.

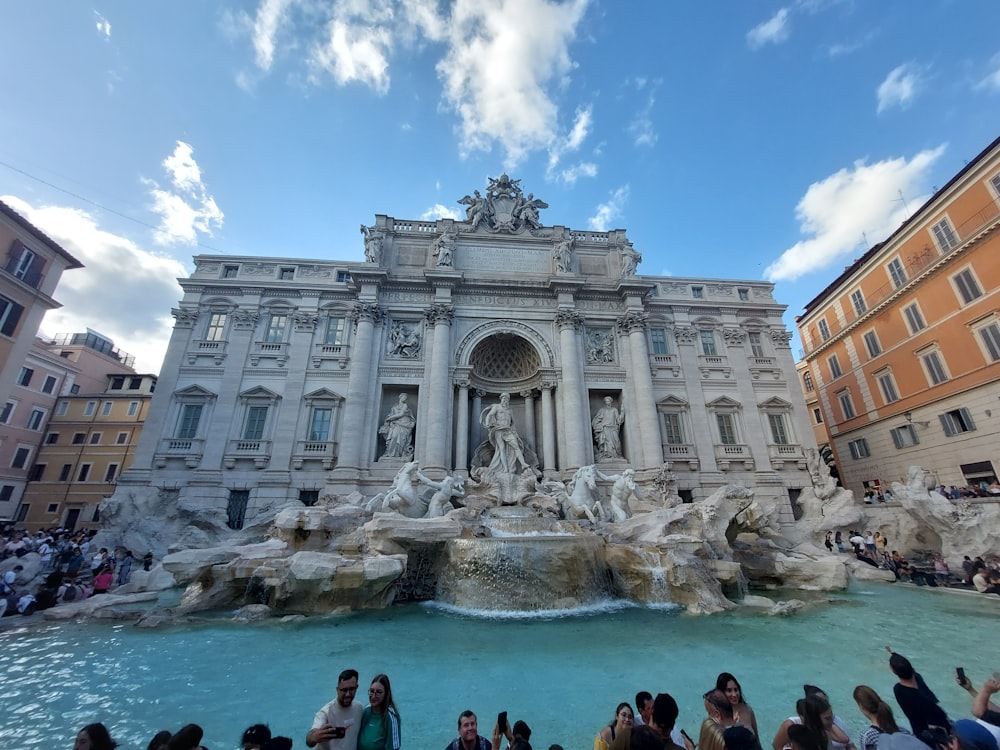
left=121, top=176, right=815, bottom=529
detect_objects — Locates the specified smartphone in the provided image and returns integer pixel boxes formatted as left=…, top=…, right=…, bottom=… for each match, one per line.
left=497, top=712, right=508, bottom=734
left=681, top=729, right=694, bottom=744
left=956, top=667, right=967, bottom=684
left=333, top=726, right=347, bottom=739
left=884, top=645, right=893, bottom=655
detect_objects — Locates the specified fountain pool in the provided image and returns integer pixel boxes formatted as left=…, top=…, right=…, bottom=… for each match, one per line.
left=1, top=583, right=996, bottom=750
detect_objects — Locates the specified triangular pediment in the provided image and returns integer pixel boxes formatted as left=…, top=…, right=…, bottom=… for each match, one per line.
left=304, top=388, right=344, bottom=402
left=657, top=394, right=689, bottom=408
left=706, top=395, right=742, bottom=408
left=758, top=396, right=793, bottom=409
left=173, top=384, right=216, bottom=398
left=239, top=385, right=282, bottom=400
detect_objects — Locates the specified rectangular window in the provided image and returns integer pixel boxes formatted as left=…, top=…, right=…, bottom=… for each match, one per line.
left=12, top=247, right=37, bottom=280
left=863, top=330, right=882, bottom=357
left=46, top=503, right=58, bottom=514
left=337, top=271, right=351, bottom=282
left=279, top=267, right=295, bottom=280
left=828, top=354, right=842, bottom=379
left=176, top=404, right=203, bottom=439
left=116, top=431, right=129, bottom=445
left=0, top=485, right=14, bottom=504
left=104, top=463, right=118, bottom=482
left=83, top=401, right=96, bottom=416
left=72, top=432, right=85, bottom=445
left=59, top=464, right=72, bottom=481
left=325, top=317, right=346, bottom=345
left=100, top=401, right=113, bottom=416
left=265, top=314, right=287, bottom=343
left=42, top=375, right=57, bottom=394
left=0, top=295, right=25, bottom=336
left=738, top=288, right=749, bottom=301
left=0, top=400, right=14, bottom=424
left=70, top=385, right=79, bottom=394
left=127, top=401, right=139, bottom=416
left=932, top=218, right=959, bottom=251
left=28, top=463, right=45, bottom=481
left=309, top=408, right=332, bottom=442
left=129, top=376, right=142, bottom=390
left=27, top=408, right=45, bottom=430
left=850, top=290, right=867, bottom=316
left=952, top=269, right=983, bottom=304
left=903, top=303, right=925, bottom=333
left=14, top=503, right=28, bottom=522
left=691, top=286, right=704, bottom=299
left=939, top=408, right=976, bottom=436
left=17, top=367, right=33, bottom=387
left=848, top=438, right=870, bottom=459
left=89, top=432, right=102, bottom=445
left=813, top=408, right=823, bottom=424
left=977, top=321, right=1000, bottom=362
left=650, top=329, right=668, bottom=355
left=227, top=490, right=250, bottom=530
left=699, top=331, right=717, bottom=356
left=663, top=413, right=684, bottom=444
left=890, top=425, right=919, bottom=448
left=110, top=376, right=125, bottom=390
left=877, top=372, right=899, bottom=403
left=887, top=258, right=907, bottom=288
left=803, top=372, right=814, bottom=392
left=921, top=350, right=948, bottom=385
left=56, top=401, right=69, bottom=416
left=45, top=432, right=59, bottom=445
left=716, top=413, right=737, bottom=445
left=12, top=446, right=31, bottom=469
left=77, top=463, right=91, bottom=481
left=222, top=264, right=239, bottom=278
left=768, top=413, right=790, bottom=444
left=991, top=173, right=1000, bottom=196
left=838, top=391, right=856, bottom=420
left=205, top=313, right=228, bottom=341
left=748, top=332, right=765, bottom=358
left=243, top=405, right=269, bottom=440
left=818, top=319, right=831, bottom=341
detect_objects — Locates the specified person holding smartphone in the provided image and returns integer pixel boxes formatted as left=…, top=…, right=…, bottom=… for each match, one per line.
left=306, top=668, right=364, bottom=750
left=447, top=710, right=493, bottom=750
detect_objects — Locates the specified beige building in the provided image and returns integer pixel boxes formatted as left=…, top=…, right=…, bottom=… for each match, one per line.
left=796, top=136, right=1000, bottom=496
left=119, top=175, right=815, bottom=530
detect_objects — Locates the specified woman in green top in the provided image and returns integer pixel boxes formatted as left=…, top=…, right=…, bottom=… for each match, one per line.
left=358, top=673, right=401, bottom=750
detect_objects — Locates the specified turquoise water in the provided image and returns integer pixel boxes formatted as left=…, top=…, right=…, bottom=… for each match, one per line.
left=1, top=583, right=996, bottom=750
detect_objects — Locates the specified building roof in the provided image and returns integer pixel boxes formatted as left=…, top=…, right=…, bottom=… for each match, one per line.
left=800, top=134, right=1000, bottom=318
left=0, top=199, right=84, bottom=269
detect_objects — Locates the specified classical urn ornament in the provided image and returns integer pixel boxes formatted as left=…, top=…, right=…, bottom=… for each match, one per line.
left=457, top=174, right=548, bottom=234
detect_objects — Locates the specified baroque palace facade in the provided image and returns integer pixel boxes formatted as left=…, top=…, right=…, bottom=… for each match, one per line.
left=121, top=176, right=814, bottom=528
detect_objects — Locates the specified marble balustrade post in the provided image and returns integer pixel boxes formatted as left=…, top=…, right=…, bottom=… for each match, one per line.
left=337, top=302, right=382, bottom=470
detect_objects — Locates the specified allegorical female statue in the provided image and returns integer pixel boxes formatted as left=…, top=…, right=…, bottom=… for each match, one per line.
left=379, top=394, right=416, bottom=458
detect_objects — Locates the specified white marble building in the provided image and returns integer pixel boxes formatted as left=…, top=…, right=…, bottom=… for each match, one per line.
left=121, top=176, right=813, bottom=529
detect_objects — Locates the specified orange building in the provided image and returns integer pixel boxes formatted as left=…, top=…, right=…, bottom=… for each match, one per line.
left=797, top=135, right=1000, bottom=497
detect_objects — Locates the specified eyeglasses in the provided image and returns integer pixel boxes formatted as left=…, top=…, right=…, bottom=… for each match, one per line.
left=337, top=686, right=358, bottom=694
left=369, top=688, right=385, bottom=696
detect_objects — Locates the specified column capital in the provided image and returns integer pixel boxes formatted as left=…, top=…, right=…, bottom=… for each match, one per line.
left=293, top=312, right=319, bottom=332
left=351, top=302, right=384, bottom=324
left=519, top=389, right=536, bottom=399
left=673, top=325, right=697, bottom=345
left=231, top=308, right=260, bottom=330
left=171, top=308, right=199, bottom=329
left=456, top=379, right=471, bottom=390
left=555, top=309, right=584, bottom=330
left=722, top=326, right=746, bottom=345
left=616, top=311, right=648, bottom=333
left=540, top=380, right=557, bottom=391
left=424, top=303, right=455, bottom=325
left=769, top=328, right=794, bottom=348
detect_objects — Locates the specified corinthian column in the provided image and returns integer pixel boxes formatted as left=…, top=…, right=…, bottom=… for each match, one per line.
left=422, top=303, right=454, bottom=473
left=618, top=311, right=660, bottom=469
left=336, top=302, right=382, bottom=472
left=555, top=309, right=588, bottom=470
left=455, top=379, right=470, bottom=474
left=540, top=381, right=556, bottom=475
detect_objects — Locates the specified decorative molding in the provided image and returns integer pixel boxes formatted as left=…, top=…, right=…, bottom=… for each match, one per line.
left=554, top=309, right=585, bottom=331
left=171, top=308, right=199, bottom=328
left=616, top=311, right=648, bottom=333
left=352, top=302, right=384, bottom=325
left=722, top=327, right=746, bottom=345
left=231, top=309, right=260, bottom=330
left=293, top=312, right=319, bottom=332
left=769, top=329, right=794, bottom=348
left=673, top=325, right=697, bottom=345
left=424, top=303, right=455, bottom=325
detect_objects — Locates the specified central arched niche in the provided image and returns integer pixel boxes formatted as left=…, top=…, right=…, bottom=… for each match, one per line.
left=469, top=332, right=541, bottom=392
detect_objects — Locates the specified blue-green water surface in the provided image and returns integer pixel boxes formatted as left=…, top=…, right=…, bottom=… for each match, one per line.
left=1, top=583, right=996, bottom=750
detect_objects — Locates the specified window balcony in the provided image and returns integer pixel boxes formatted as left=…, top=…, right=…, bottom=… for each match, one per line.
left=661, top=442, right=698, bottom=470
left=186, top=339, right=228, bottom=365
left=714, top=443, right=753, bottom=471
left=768, top=443, right=805, bottom=470
left=748, top=356, right=782, bottom=380
left=155, top=437, right=204, bottom=468
left=250, top=341, right=288, bottom=367
left=224, top=439, right=272, bottom=469
left=292, top=440, right=338, bottom=470
left=651, top=353, right=681, bottom=377
left=311, top=342, right=350, bottom=369
left=698, top=355, right=732, bottom=379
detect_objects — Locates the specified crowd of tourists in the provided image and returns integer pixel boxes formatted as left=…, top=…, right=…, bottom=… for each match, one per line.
left=69, top=654, right=1000, bottom=750
left=1, top=526, right=152, bottom=617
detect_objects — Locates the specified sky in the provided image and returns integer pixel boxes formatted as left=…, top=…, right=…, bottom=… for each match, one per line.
left=1, top=1, right=999, bottom=373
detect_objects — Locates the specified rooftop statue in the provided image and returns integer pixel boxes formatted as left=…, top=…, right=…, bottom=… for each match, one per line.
left=360, top=224, right=383, bottom=264
left=457, top=175, right=547, bottom=234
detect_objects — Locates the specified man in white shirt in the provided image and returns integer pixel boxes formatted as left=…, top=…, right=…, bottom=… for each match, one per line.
left=306, top=668, right=364, bottom=750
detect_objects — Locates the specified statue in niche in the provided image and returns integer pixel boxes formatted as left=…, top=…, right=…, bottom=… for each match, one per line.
left=379, top=394, right=416, bottom=458
left=387, top=322, right=421, bottom=358
left=553, top=232, right=574, bottom=273
left=417, top=470, right=465, bottom=517
left=479, top=392, right=531, bottom=475
left=596, top=467, right=642, bottom=522
left=432, top=231, right=456, bottom=267
left=586, top=330, right=614, bottom=363
left=360, top=225, right=383, bottom=264
left=592, top=396, right=625, bottom=460
left=619, top=241, right=641, bottom=277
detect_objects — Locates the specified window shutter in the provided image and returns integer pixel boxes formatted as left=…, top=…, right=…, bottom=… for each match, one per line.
left=908, top=425, right=919, bottom=445
left=959, top=408, right=976, bottom=432
left=939, top=413, right=954, bottom=436
left=891, top=429, right=902, bottom=449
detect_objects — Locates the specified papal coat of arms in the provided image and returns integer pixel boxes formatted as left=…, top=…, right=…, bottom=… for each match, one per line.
left=458, top=174, right=548, bottom=234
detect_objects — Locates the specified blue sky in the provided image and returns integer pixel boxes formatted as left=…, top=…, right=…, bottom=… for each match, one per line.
left=1, top=1, right=998, bottom=372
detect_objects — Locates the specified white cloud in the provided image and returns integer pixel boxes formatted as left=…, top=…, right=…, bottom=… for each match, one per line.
left=250, top=0, right=294, bottom=70
left=2, top=196, right=186, bottom=373
left=146, top=142, right=224, bottom=246
left=547, top=106, right=595, bottom=181
left=747, top=8, right=790, bottom=50
left=309, top=18, right=393, bottom=93
left=94, top=11, right=111, bottom=39
left=587, top=185, right=629, bottom=231
left=975, top=52, right=1000, bottom=92
left=763, top=145, right=946, bottom=282
left=438, top=0, right=591, bottom=166
left=421, top=203, right=461, bottom=221
left=626, top=79, right=659, bottom=147
left=558, top=162, right=597, bottom=185
left=877, top=63, right=922, bottom=113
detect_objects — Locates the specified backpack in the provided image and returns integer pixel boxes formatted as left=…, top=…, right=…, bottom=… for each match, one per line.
left=62, top=585, right=78, bottom=602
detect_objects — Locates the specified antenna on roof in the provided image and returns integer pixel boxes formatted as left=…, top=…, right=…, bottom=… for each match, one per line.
left=893, top=189, right=910, bottom=216
left=862, top=231, right=869, bottom=250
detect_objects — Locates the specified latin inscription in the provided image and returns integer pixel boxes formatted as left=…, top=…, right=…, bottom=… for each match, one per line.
left=458, top=245, right=549, bottom=272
